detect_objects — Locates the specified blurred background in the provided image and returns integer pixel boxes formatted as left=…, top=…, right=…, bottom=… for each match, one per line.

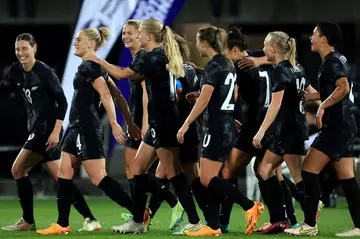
left=0, top=0, right=359, bottom=207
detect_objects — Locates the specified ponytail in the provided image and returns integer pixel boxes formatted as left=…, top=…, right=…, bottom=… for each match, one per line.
left=288, top=38, right=296, bottom=66
left=162, top=26, right=185, bottom=78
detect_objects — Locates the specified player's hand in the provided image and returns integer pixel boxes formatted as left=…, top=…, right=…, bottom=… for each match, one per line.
left=238, top=57, right=259, bottom=70
left=252, top=131, right=265, bottom=149
left=128, top=123, right=141, bottom=141
left=141, top=125, right=148, bottom=139
left=111, top=123, right=126, bottom=144
left=186, top=62, right=203, bottom=71
left=185, top=92, right=200, bottom=103
left=177, top=123, right=189, bottom=144
left=85, top=54, right=100, bottom=64
left=298, top=89, right=308, bottom=101
left=235, top=119, right=242, bottom=132
left=316, top=105, right=325, bottom=129
left=46, top=131, right=59, bottom=151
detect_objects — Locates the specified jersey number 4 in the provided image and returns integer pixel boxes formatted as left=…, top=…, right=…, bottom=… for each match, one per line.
left=221, top=73, right=237, bottom=111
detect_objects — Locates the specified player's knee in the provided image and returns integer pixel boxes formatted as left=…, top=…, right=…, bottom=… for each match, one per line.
left=89, top=174, right=106, bottom=186
left=259, top=163, right=272, bottom=180
left=199, top=171, right=212, bottom=187
left=11, top=165, right=27, bottom=179
left=336, top=168, right=354, bottom=180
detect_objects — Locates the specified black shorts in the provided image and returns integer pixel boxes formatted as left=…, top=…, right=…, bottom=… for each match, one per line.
left=201, top=133, right=236, bottom=163
left=233, top=122, right=264, bottom=157
left=143, top=126, right=179, bottom=149
left=311, top=128, right=355, bottom=161
left=180, top=126, right=199, bottom=164
left=23, top=128, right=63, bottom=163
left=266, top=134, right=306, bottom=156
left=62, top=126, right=105, bottom=161
left=124, top=135, right=141, bottom=149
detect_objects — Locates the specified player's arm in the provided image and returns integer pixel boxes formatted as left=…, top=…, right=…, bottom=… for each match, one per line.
left=45, top=70, right=68, bottom=149
left=304, top=85, right=321, bottom=105
left=141, top=81, right=149, bottom=138
left=107, top=77, right=141, bottom=140
left=92, top=77, right=126, bottom=144
left=320, top=77, right=350, bottom=110
left=184, top=84, right=214, bottom=126
left=258, top=90, right=284, bottom=133
left=234, top=84, right=239, bottom=102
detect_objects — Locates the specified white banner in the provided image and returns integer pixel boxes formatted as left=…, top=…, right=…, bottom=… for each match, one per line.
left=62, top=0, right=139, bottom=129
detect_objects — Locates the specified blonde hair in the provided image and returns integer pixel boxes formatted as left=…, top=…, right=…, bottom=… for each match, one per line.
left=82, top=27, right=110, bottom=50
left=140, top=19, right=184, bottom=78
left=265, top=31, right=296, bottom=66
left=197, top=26, right=228, bottom=55
left=124, top=19, right=143, bottom=30
left=174, top=33, right=191, bottom=62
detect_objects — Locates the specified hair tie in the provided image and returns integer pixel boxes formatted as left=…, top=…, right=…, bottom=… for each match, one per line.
left=162, top=25, right=166, bottom=31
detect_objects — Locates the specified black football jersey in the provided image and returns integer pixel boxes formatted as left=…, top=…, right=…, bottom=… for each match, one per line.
left=318, top=51, right=357, bottom=133
left=235, top=53, right=274, bottom=124
left=69, top=61, right=108, bottom=128
left=269, top=60, right=309, bottom=140
left=200, top=54, right=236, bottom=135
left=1, top=61, right=67, bottom=132
left=129, top=47, right=180, bottom=128
left=128, top=49, right=146, bottom=128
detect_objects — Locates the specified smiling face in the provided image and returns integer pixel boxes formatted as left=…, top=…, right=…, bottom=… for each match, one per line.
left=15, top=40, right=36, bottom=65
left=310, top=26, right=323, bottom=52
left=263, top=40, right=276, bottom=63
left=138, top=26, right=152, bottom=48
left=122, top=24, right=140, bottom=49
left=73, top=30, right=94, bottom=57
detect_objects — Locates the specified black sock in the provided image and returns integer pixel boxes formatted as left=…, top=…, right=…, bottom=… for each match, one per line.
left=257, top=176, right=275, bottom=223
left=170, top=173, right=200, bottom=224
left=208, top=176, right=254, bottom=211
left=262, top=176, right=286, bottom=222
left=191, top=177, right=210, bottom=217
left=340, top=178, right=360, bottom=228
left=71, top=181, right=96, bottom=221
left=98, top=176, right=136, bottom=216
left=206, top=197, right=221, bottom=230
left=158, top=178, right=178, bottom=208
left=219, top=178, right=237, bottom=226
left=132, top=174, right=148, bottom=223
left=16, top=176, right=34, bottom=224
left=302, top=171, right=320, bottom=227
left=57, top=178, right=73, bottom=227
left=280, top=180, right=297, bottom=226
left=282, top=174, right=305, bottom=210
left=128, top=178, right=135, bottom=198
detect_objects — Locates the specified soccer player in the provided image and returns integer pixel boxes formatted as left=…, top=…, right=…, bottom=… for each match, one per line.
left=0, top=33, right=100, bottom=232
left=285, top=22, right=360, bottom=237
left=118, top=19, right=182, bottom=232
left=177, top=26, right=264, bottom=236
left=36, top=27, right=138, bottom=235
left=251, top=31, right=312, bottom=233
left=86, top=19, right=201, bottom=234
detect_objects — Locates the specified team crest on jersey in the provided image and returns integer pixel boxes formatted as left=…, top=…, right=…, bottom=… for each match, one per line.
left=28, top=133, right=35, bottom=141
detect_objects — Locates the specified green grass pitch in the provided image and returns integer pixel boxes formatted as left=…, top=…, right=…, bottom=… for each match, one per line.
left=0, top=199, right=354, bottom=238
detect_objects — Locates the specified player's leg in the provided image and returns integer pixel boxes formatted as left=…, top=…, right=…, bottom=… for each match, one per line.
left=334, top=157, right=360, bottom=237
left=284, top=147, right=329, bottom=236
left=156, top=147, right=201, bottom=229
left=1, top=149, right=43, bottom=231
left=220, top=148, right=252, bottom=233
left=124, top=145, right=137, bottom=197
left=43, top=159, right=100, bottom=232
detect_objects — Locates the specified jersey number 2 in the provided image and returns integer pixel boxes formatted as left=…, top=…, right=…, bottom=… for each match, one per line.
left=221, top=73, right=236, bottom=111
left=296, top=77, right=306, bottom=114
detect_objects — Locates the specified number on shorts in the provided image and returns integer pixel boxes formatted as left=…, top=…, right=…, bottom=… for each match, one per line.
left=221, top=73, right=236, bottom=111
left=259, top=71, right=271, bottom=107
left=296, top=77, right=306, bottom=114
left=203, top=134, right=211, bottom=148
left=349, top=82, right=354, bottom=103
left=76, top=134, right=82, bottom=152
left=22, top=88, right=32, bottom=104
